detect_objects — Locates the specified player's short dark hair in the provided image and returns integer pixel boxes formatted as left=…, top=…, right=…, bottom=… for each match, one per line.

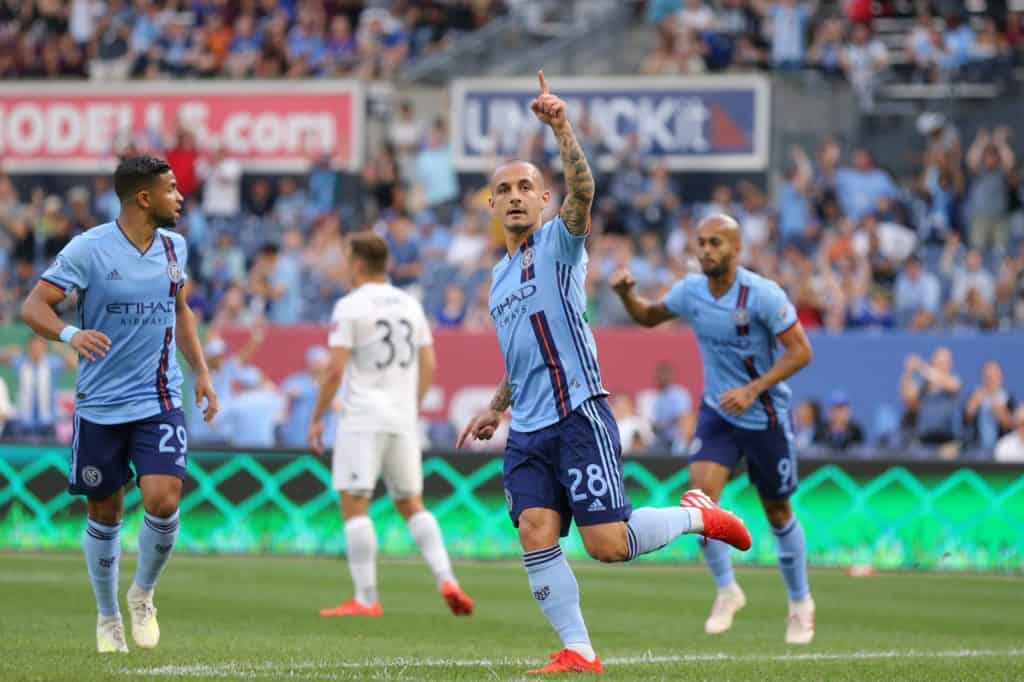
left=349, top=231, right=388, bottom=274
left=114, top=156, right=172, bottom=202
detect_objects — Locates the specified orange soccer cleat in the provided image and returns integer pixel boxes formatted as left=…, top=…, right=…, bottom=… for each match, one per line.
left=681, top=489, right=752, bottom=551
left=319, top=598, right=383, bottom=617
left=440, top=580, right=474, bottom=616
left=527, top=649, right=604, bottom=675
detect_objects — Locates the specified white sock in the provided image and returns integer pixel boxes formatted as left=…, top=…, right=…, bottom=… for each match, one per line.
left=407, top=510, right=455, bottom=588
left=344, top=516, right=378, bottom=606
left=567, top=643, right=597, bottom=662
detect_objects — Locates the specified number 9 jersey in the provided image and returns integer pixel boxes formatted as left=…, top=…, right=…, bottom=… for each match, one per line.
left=328, top=282, right=433, bottom=435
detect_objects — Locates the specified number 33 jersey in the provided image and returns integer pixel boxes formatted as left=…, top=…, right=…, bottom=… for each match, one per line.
left=328, top=282, right=433, bottom=434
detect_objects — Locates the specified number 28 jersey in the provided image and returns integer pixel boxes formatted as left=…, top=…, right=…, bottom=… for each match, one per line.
left=328, top=282, right=433, bottom=434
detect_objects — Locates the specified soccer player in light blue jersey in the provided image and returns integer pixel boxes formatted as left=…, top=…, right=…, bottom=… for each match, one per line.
left=20, top=156, right=218, bottom=654
left=457, top=72, right=752, bottom=675
left=611, top=214, right=816, bottom=644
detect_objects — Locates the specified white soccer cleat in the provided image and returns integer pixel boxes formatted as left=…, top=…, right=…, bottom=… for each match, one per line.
left=96, top=615, right=129, bottom=654
left=704, top=583, right=746, bottom=635
left=786, top=596, right=815, bottom=645
left=127, top=584, right=160, bottom=649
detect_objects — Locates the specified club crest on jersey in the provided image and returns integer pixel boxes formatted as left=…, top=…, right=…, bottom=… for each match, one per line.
left=167, top=261, right=182, bottom=284
left=521, top=247, right=535, bottom=269
left=734, top=309, right=749, bottom=326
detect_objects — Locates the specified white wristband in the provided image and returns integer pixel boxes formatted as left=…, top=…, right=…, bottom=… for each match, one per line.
left=59, top=326, right=80, bottom=344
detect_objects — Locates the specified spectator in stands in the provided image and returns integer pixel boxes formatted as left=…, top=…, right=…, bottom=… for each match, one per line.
left=808, top=17, right=844, bottom=78
left=307, top=153, right=338, bottom=217
left=364, top=145, right=400, bottom=216
left=678, top=0, right=714, bottom=33
left=649, top=363, right=694, bottom=453
left=215, top=367, right=284, bottom=449
left=815, top=389, right=864, bottom=452
left=906, top=11, right=942, bottom=83
left=225, top=13, right=262, bottom=77
left=249, top=241, right=303, bottom=325
left=964, top=360, right=1016, bottom=453
left=435, top=284, right=468, bottom=328
left=92, top=175, right=120, bottom=223
left=793, top=399, right=823, bottom=451
left=965, top=127, right=1016, bottom=252
left=970, top=17, right=1013, bottom=84
left=463, top=281, right=493, bottom=332
left=994, top=404, right=1024, bottom=462
left=202, top=232, right=246, bottom=296
left=847, top=286, right=896, bottom=330
left=387, top=214, right=423, bottom=295
left=612, top=393, right=654, bottom=455
left=900, top=348, right=962, bottom=457
left=280, top=345, right=329, bottom=449
left=163, top=125, right=199, bottom=200
left=67, top=186, right=96, bottom=236
left=414, top=118, right=459, bottom=224
left=835, top=148, right=896, bottom=221
left=0, top=336, right=75, bottom=441
left=752, top=0, right=816, bottom=69
left=894, top=254, right=941, bottom=329
left=356, top=8, right=409, bottom=81
left=943, top=245, right=996, bottom=315
left=941, top=13, right=976, bottom=79
left=388, top=99, right=424, bottom=180
left=198, top=144, right=242, bottom=224
left=840, top=22, right=889, bottom=111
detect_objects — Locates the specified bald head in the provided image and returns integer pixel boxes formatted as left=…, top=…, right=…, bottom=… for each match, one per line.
left=490, top=160, right=544, bottom=191
left=695, top=213, right=741, bottom=279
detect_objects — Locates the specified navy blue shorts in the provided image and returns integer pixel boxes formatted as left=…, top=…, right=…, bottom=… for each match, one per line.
left=503, top=397, right=631, bottom=537
left=690, top=403, right=798, bottom=501
left=68, top=408, right=188, bottom=499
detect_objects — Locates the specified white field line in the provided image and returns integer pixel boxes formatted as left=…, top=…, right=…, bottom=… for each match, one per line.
left=120, top=648, right=1024, bottom=677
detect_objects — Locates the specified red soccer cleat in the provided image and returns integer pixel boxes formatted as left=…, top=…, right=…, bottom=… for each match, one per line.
left=527, top=649, right=604, bottom=674
left=681, top=489, right=752, bottom=551
left=441, top=580, right=474, bottom=616
left=319, top=598, right=383, bottom=617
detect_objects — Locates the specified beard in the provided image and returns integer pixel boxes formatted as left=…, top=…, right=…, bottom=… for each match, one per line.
left=153, top=210, right=178, bottom=228
left=701, top=257, right=732, bottom=278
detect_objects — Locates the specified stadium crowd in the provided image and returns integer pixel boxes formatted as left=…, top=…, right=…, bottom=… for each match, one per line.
left=0, top=0, right=506, bottom=81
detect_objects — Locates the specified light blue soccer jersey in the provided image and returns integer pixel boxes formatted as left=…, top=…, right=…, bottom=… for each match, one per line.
left=40, top=222, right=188, bottom=425
left=489, top=216, right=606, bottom=432
left=663, top=267, right=798, bottom=430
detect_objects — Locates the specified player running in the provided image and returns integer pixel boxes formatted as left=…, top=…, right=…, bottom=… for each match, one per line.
left=20, top=156, right=218, bottom=653
left=610, top=214, right=815, bottom=644
left=457, top=72, right=751, bottom=675
left=308, top=231, right=473, bottom=618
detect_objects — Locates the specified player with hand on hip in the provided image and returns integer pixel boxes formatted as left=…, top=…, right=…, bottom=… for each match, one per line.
left=309, top=232, right=473, bottom=619
left=20, top=156, right=218, bottom=654
left=610, top=214, right=816, bottom=644
left=458, top=72, right=751, bottom=675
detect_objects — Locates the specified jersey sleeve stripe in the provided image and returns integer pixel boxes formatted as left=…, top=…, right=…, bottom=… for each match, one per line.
left=556, top=262, right=603, bottom=396
left=155, top=327, right=173, bottom=412
left=40, top=278, right=68, bottom=294
left=742, top=356, right=779, bottom=431
left=735, top=284, right=750, bottom=337
left=159, top=235, right=180, bottom=298
left=529, top=311, right=571, bottom=420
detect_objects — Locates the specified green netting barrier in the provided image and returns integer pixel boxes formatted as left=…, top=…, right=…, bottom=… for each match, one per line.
left=2, top=446, right=1023, bottom=572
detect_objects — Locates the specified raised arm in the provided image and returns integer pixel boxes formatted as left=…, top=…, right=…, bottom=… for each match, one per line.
left=609, top=269, right=677, bottom=327
left=530, top=71, right=595, bottom=235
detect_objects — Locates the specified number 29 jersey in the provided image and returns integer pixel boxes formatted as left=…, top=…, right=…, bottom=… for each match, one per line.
left=327, top=282, right=433, bottom=434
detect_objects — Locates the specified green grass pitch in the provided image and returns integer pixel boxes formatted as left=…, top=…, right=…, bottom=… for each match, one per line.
left=0, top=553, right=1021, bottom=681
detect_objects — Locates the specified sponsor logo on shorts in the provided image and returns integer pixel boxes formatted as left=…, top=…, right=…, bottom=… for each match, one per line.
left=533, top=585, right=550, bottom=601
left=587, top=498, right=606, bottom=512
left=82, top=465, right=103, bottom=487
left=688, top=438, right=703, bottom=456
left=174, top=455, right=186, bottom=468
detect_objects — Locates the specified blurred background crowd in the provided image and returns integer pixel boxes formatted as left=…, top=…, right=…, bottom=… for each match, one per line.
left=0, top=0, right=1023, bottom=462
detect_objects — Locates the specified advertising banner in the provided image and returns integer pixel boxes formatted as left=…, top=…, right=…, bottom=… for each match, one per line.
left=450, top=75, right=770, bottom=172
left=0, top=80, right=364, bottom=172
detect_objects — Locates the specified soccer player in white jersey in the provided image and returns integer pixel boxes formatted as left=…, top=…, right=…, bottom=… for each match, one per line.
left=611, top=215, right=816, bottom=644
left=457, top=72, right=751, bottom=675
left=308, top=231, right=474, bottom=617
left=20, top=156, right=218, bottom=653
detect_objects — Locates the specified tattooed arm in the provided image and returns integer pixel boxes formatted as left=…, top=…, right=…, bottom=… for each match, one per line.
left=457, top=374, right=511, bottom=448
left=530, top=70, right=595, bottom=235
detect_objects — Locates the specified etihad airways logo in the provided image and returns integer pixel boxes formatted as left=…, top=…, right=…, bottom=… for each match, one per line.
left=490, top=283, right=537, bottom=327
left=105, top=301, right=175, bottom=315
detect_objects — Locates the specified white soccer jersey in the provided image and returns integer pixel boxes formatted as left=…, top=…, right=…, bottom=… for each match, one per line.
left=328, top=282, right=433, bottom=434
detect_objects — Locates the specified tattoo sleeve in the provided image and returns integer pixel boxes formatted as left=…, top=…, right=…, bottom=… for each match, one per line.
left=490, top=374, right=512, bottom=412
left=556, top=124, right=595, bottom=235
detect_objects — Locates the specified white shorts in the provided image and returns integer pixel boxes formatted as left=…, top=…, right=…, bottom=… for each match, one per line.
left=332, top=430, right=423, bottom=499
